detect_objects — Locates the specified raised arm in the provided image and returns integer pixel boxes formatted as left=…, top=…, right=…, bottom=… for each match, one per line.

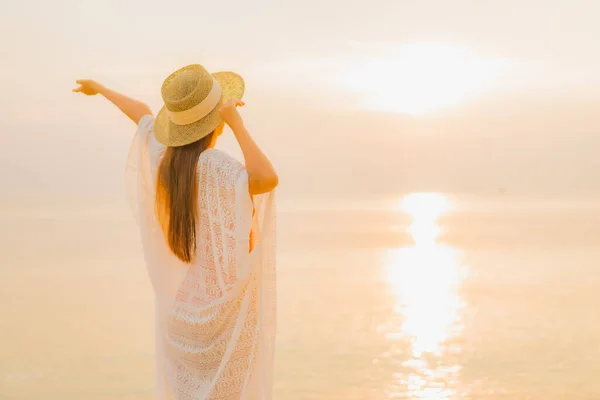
left=73, top=80, right=153, bottom=125
left=219, top=100, right=279, bottom=195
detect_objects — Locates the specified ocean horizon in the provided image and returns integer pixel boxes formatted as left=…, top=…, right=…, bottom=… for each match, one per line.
left=1, top=194, right=599, bottom=399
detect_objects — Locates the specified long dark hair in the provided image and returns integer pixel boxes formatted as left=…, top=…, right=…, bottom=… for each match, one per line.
left=156, top=132, right=215, bottom=263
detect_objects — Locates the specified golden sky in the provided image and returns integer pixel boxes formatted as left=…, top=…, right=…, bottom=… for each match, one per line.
left=1, top=0, right=600, bottom=206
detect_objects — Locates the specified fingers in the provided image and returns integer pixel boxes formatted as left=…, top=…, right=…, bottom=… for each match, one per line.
left=224, top=99, right=245, bottom=107
left=219, top=100, right=245, bottom=112
left=73, top=80, right=85, bottom=92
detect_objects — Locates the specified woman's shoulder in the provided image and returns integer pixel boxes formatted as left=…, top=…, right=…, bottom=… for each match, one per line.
left=136, top=115, right=164, bottom=159
left=138, top=115, right=155, bottom=134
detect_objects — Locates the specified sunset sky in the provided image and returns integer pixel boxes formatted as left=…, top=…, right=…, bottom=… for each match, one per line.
left=1, top=0, right=600, bottom=207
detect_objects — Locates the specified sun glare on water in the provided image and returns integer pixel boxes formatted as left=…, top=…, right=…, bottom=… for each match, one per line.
left=399, top=192, right=451, bottom=245
left=385, top=192, right=466, bottom=399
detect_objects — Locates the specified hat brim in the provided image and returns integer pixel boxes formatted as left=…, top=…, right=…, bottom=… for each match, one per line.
left=154, top=71, right=245, bottom=147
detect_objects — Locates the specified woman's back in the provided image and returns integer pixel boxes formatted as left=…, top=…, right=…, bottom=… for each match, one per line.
left=127, top=116, right=276, bottom=400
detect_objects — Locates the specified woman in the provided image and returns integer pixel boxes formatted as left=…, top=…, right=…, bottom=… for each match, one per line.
left=74, top=64, right=278, bottom=399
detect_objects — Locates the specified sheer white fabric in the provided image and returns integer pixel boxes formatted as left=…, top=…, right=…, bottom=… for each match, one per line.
left=126, top=115, right=276, bottom=400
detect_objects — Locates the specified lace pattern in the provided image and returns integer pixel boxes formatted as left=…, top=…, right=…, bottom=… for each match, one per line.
left=126, top=115, right=276, bottom=399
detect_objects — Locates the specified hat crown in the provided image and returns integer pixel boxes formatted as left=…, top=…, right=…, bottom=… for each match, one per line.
left=161, top=64, right=215, bottom=113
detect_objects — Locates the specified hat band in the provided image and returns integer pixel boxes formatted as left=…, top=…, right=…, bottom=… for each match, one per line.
left=166, top=79, right=222, bottom=126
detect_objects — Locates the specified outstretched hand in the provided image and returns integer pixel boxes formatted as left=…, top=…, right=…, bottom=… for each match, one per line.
left=72, top=80, right=102, bottom=96
left=71, top=79, right=152, bottom=123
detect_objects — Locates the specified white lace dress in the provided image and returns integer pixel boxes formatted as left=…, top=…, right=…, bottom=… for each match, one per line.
left=126, top=116, right=276, bottom=400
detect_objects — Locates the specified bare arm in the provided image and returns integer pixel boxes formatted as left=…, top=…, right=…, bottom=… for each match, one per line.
left=219, top=100, right=278, bottom=195
left=233, top=123, right=279, bottom=195
left=73, top=80, right=152, bottom=124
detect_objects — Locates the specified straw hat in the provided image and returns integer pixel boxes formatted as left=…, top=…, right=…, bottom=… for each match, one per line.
left=154, top=64, right=245, bottom=147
